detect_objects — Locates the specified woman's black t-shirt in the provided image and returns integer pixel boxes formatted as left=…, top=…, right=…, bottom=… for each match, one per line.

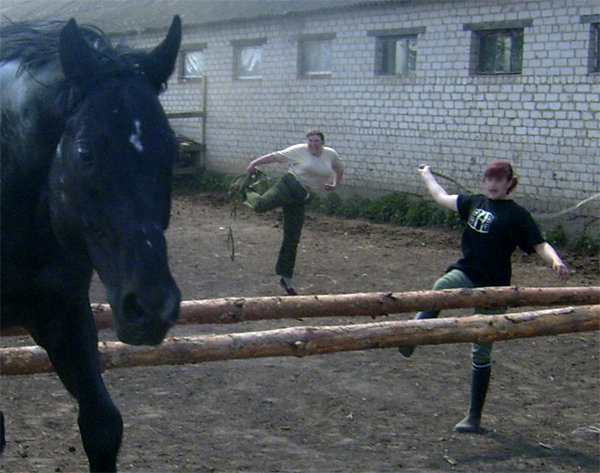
left=447, top=194, right=544, bottom=287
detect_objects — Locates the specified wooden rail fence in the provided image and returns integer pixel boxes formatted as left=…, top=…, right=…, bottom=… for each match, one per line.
left=1, top=285, right=598, bottom=375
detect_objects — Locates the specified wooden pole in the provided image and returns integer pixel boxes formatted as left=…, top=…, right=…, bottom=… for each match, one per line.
left=175, top=285, right=600, bottom=324
left=103, top=285, right=600, bottom=327
left=2, top=286, right=597, bottom=337
left=2, top=304, right=598, bottom=375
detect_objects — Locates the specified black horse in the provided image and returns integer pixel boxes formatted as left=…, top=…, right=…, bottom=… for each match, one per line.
left=1, top=16, right=182, bottom=471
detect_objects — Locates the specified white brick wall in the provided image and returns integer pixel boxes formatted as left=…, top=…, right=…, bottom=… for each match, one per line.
left=130, top=0, right=599, bottom=229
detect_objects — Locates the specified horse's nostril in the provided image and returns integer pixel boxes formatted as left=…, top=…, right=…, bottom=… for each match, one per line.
left=163, top=293, right=180, bottom=325
left=121, top=290, right=180, bottom=328
left=165, top=307, right=178, bottom=326
left=122, top=293, right=146, bottom=325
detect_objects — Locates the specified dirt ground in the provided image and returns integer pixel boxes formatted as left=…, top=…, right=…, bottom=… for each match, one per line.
left=1, top=193, right=599, bottom=473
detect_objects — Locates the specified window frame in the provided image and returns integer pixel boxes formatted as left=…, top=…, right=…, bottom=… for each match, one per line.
left=581, top=15, right=600, bottom=74
left=476, top=28, right=524, bottom=75
left=464, top=19, right=532, bottom=76
left=179, top=44, right=207, bottom=81
left=231, top=38, right=267, bottom=80
left=368, top=27, right=425, bottom=76
left=296, top=33, right=336, bottom=78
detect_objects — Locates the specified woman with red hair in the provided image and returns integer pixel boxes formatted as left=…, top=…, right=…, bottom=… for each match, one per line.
left=399, top=161, right=569, bottom=434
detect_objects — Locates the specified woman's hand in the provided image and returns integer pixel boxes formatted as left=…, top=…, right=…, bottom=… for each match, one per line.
left=418, top=164, right=458, bottom=211
left=247, top=153, right=277, bottom=173
left=418, top=164, right=432, bottom=179
left=553, top=260, right=570, bottom=282
left=534, top=242, right=570, bottom=282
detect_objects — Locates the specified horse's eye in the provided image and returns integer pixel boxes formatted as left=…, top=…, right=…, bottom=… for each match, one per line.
left=77, top=146, right=94, bottom=165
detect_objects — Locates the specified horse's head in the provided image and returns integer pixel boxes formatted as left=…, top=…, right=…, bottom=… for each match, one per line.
left=48, top=17, right=182, bottom=345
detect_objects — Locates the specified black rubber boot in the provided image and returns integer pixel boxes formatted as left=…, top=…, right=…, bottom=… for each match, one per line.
left=398, top=310, right=439, bottom=358
left=0, top=411, right=5, bottom=454
left=454, top=364, right=491, bottom=433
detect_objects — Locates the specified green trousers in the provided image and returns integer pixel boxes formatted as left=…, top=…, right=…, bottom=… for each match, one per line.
left=424, top=269, right=506, bottom=365
left=252, top=173, right=309, bottom=279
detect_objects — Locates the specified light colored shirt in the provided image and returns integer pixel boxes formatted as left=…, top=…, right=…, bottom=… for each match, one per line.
left=274, top=144, right=342, bottom=194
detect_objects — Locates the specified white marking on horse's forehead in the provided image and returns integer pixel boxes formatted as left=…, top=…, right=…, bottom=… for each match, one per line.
left=129, top=119, right=144, bottom=153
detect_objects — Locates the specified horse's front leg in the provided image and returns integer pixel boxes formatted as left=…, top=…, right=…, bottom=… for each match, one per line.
left=30, top=299, right=122, bottom=472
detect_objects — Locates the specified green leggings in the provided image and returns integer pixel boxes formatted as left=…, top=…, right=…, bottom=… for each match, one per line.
left=423, top=269, right=506, bottom=366
left=252, top=173, right=309, bottom=279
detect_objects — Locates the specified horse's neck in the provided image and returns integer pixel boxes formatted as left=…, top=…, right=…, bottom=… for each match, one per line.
left=1, top=60, right=66, bottom=227
left=1, top=60, right=66, bottom=179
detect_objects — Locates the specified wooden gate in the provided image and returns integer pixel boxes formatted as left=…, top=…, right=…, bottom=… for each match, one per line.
left=168, top=78, right=207, bottom=175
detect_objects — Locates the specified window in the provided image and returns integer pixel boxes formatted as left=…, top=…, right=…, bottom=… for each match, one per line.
left=236, top=45, right=262, bottom=78
left=464, top=20, right=532, bottom=75
left=369, top=27, right=424, bottom=76
left=593, top=23, right=600, bottom=73
left=581, top=15, right=600, bottom=73
left=181, top=47, right=205, bottom=79
left=231, top=38, right=266, bottom=79
left=298, top=34, right=335, bottom=77
left=477, top=29, right=523, bottom=74
left=378, top=36, right=417, bottom=75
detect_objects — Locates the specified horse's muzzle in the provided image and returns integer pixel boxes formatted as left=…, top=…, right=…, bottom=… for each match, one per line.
left=104, top=226, right=182, bottom=345
left=116, top=283, right=181, bottom=345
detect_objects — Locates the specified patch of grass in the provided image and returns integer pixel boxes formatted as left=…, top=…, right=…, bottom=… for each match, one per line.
left=174, top=170, right=597, bottom=254
left=342, top=194, right=373, bottom=219
left=364, top=192, right=410, bottom=224
left=312, top=190, right=459, bottom=230
left=320, top=192, right=345, bottom=216
left=571, top=233, right=600, bottom=254
left=544, top=223, right=600, bottom=256
left=172, top=170, right=233, bottom=194
left=543, top=225, right=568, bottom=249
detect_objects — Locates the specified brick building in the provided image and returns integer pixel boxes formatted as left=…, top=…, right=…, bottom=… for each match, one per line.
left=2, top=0, right=599, bottom=232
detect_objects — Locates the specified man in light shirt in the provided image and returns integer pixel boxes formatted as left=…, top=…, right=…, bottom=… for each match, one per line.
left=246, top=130, right=343, bottom=295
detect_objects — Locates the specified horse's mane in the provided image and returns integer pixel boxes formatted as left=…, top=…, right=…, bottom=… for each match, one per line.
left=1, top=19, right=110, bottom=71
left=0, top=19, right=169, bottom=100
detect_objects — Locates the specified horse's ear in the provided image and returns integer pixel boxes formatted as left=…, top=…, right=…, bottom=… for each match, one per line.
left=143, top=15, right=182, bottom=86
left=58, top=18, right=99, bottom=81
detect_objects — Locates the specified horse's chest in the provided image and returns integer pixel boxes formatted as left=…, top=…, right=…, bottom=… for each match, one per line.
left=1, top=195, right=78, bottom=301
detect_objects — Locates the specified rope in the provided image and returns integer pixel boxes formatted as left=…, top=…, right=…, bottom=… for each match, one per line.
left=227, top=170, right=271, bottom=260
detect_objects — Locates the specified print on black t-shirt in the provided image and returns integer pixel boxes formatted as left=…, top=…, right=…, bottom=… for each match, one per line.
left=467, top=209, right=495, bottom=233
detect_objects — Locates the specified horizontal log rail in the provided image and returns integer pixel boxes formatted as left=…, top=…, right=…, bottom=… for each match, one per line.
left=2, top=304, right=599, bottom=375
left=2, top=286, right=598, bottom=337
left=174, top=285, right=600, bottom=324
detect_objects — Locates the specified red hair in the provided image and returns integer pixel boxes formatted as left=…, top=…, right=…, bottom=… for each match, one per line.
left=483, top=160, right=518, bottom=194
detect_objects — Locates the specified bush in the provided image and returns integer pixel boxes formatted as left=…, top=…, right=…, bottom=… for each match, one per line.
left=363, top=192, right=409, bottom=223
left=172, top=170, right=232, bottom=194
left=173, top=170, right=597, bottom=254
left=198, top=170, right=234, bottom=192
left=403, top=199, right=432, bottom=227
left=572, top=233, right=600, bottom=254
left=321, top=192, right=345, bottom=216
left=544, top=225, right=568, bottom=248
left=343, top=194, right=372, bottom=219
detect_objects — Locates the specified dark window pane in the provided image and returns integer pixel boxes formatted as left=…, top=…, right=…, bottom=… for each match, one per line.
left=477, top=29, right=523, bottom=74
